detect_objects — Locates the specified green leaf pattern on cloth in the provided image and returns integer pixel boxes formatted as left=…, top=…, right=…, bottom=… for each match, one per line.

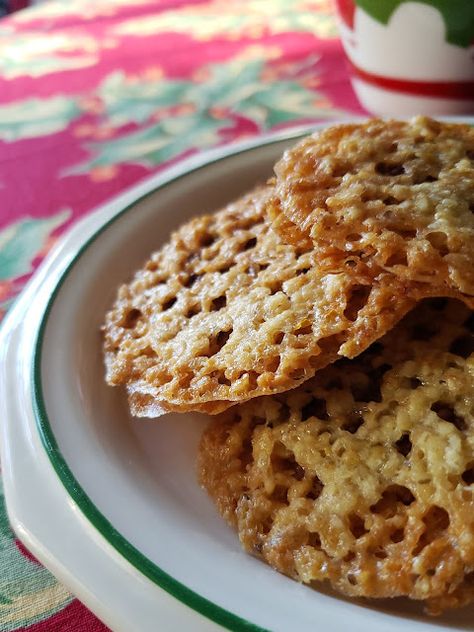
left=84, top=114, right=227, bottom=170
left=0, top=211, right=70, bottom=281
left=355, top=0, right=474, bottom=47
left=0, top=98, right=81, bottom=142
left=70, top=56, right=343, bottom=171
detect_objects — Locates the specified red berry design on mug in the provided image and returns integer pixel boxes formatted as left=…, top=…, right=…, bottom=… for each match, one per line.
left=335, top=0, right=356, bottom=30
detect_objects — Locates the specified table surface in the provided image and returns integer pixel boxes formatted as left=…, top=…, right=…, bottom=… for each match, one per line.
left=0, top=1, right=364, bottom=629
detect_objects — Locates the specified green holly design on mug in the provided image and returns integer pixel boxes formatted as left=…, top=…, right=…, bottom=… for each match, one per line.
left=355, top=0, right=474, bottom=47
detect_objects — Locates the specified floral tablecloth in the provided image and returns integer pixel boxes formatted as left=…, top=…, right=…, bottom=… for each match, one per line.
left=0, top=1, right=365, bottom=629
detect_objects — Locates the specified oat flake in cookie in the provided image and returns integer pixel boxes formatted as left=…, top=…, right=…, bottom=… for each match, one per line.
left=103, top=186, right=421, bottom=416
left=274, top=117, right=474, bottom=299
left=199, top=299, right=474, bottom=614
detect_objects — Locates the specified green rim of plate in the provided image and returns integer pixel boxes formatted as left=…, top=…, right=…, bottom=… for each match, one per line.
left=31, top=132, right=310, bottom=632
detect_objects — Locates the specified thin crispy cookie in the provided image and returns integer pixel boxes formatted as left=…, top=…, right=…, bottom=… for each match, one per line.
left=199, top=299, right=474, bottom=614
left=274, top=117, right=474, bottom=298
left=103, top=186, right=420, bottom=416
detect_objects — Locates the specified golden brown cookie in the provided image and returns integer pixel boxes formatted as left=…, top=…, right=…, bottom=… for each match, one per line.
left=199, top=298, right=474, bottom=614
left=274, top=117, right=474, bottom=298
left=103, top=186, right=423, bottom=416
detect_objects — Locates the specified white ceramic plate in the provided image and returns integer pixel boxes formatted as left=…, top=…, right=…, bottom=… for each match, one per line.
left=1, top=122, right=474, bottom=632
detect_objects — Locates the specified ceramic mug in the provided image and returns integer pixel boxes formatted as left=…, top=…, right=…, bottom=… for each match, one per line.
left=334, top=0, right=474, bottom=115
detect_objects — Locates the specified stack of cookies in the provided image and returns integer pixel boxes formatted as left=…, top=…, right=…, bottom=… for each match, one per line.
left=103, top=117, right=474, bottom=615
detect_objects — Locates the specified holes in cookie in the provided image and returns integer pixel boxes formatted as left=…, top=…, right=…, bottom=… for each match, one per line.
left=294, top=324, right=312, bottom=336
left=200, top=233, right=215, bottom=248
left=361, top=191, right=381, bottom=203
left=318, top=334, right=341, bottom=354
left=374, top=548, right=387, bottom=560
left=413, top=506, right=450, bottom=556
left=205, top=329, right=232, bottom=356
left=248, top=416, right=266, bottom=432
left=186, top=252, right=199, bottom=266
left=162, top=296, right=177, bottom=311
left=210, top=295, right=227, bottom=311
left=270, top=485, right=288, bottom=503
left=346, top=233, right=362, bottom=242
left=347, top=574, right=357, bottom=586
left=239, top=436, right=253, bottom=467
left=466, top=150, right=474, bottom=160
left=274, top=331, right=285, bottom=345
left=217, top=262, right=232, bottom=274
left=332, top=163, right=348, bottom=178
left=395, top=433, right=412, bottom=457
left=414, top=173, right=438, bottom=184
left=308, top=532, right=322, bottom=549
left=141, top=345, right=157, bottom=358
left=370, top=485, right=415, bottom=518
left=390, top=528, right=405, bottom=543
left=294, top=464, right=305, bottom=481
left=268, top=280, right=283, bottom=295
left=242, top=237, right=257, bottom=251
left=273, top=450, right=305, bottom=481
left=426, top=231, right=449, bottom=256
left=122, top=308, right=142, bottom=329
left=185, top=305, right=200, bottom=318
left=349, top=513, right=368, bottom=539
left=265, top=355, right=281, bottom=373
left=145, top=260, right=158, bottom=272
left=210, top=370, right=231, bottom=386
left=271, top=442, right=293, bottom=466
left=301, top=397, right=329, bottom=422
left=183, top=273, right=201, bottom=288
left=296, top=267, right=310, bottom=276
left=306, top=475, right=324, bottom=501
left=385, top=251, right=408, bottom=267
left=450, top=334, right=474, bottom=359
left=344, top=551, right=356, bottom=563
left=375, top=162, right=405, bottom=176
left=179, top=373, right=193, bottom=389
left=462, top=463, right=474, bottom=485
left=383, top=196, right=399, bottom=206
left=392, top=228, right=417, bottom=240
left=431, top=401, right=466, bottom=431
left=343, top=414, right=364, bottom=434
left=344, top=285, right=371, bottom=322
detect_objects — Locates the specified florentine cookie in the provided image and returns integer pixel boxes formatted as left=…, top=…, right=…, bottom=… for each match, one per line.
left=274, top=117, right=474, bottom=298
left=103, top=186, right=423, bottom=416
left=199, top=299, right=474, bottom=614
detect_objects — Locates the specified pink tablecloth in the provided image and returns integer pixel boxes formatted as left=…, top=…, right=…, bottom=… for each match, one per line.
left=0, top=1, right=364, bottom=629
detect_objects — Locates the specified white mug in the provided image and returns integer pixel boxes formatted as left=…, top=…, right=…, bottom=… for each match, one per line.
left=334, top=0, right=474, bottom=116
